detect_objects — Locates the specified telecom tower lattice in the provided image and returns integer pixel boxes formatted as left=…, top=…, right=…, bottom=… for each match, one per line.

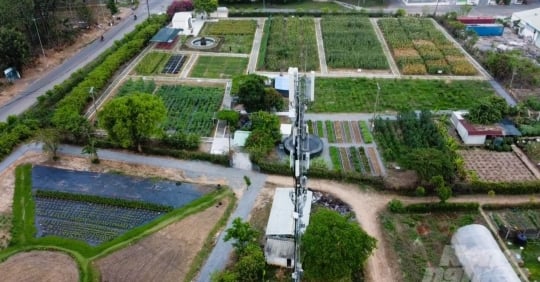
left=289, top=71, right=310, bottom=282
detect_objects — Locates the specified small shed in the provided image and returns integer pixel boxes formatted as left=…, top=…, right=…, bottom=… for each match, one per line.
left=274, top=75, right=289, bottom=97
left=452, top=224, right=520, bottom=282
left=172, top=12, right=193, bottom=32
left=450, top=111, right=521, bottom=146
left=511, top=8, right=540, bottom=48
left=264, top=188, right=312, bottom=268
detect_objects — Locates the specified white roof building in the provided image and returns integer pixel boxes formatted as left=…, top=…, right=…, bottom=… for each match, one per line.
left=264, top=188, right=313, bottom=268
left=511, top=8, right=540, bottom=48
left=171, top=12, right=193, bottom=32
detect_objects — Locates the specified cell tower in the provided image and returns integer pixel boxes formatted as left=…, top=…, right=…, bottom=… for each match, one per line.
left=289, top=69, right=311, bottom=282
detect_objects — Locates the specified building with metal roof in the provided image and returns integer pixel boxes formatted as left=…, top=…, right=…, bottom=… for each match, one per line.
left=264, top=188, right=313, bottom=268
left=512, top=8, right=540, bottom=48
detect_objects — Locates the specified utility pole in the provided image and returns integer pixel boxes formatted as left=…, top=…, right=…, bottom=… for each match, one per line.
left=433, top=0, right=441, bottom=17
left=146, top=0, right=150, bottom=17
left=32, top=18, right=46, bottom=57
left=371, top=82, right=381, bottom=130
left=290, top=70, right=310, bottom=282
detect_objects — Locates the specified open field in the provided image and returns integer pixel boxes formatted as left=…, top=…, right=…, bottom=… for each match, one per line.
left=459, top=149, right=536, bottom=182
left=0, top=251, right=79, bottom=282
left=321, top=16, right=388, bottom=70
left=378, top=18, right=476, bottom=76
left=380, top=211, right=485, bottom=282
left=261, top=16, right=319, bottom=71
left=190, top=56, right=248, bottom=78
left=311, top=78, right=495, bottom=112
left=97, top=197, right=230, bottom=282
left=225, top=0, right=347, bottom=10
left=116, top=78, right=156, bottom=97
left=155, top=85, right=224, bottom=136
left=200, top=20, right=256, bottom=53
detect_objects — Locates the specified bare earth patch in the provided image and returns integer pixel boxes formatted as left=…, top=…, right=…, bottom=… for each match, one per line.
left=459, top=149, right=536, bottom=182
left=0, top=251, right=79, bottom=282
left=97, top=197, right=229, bottom=282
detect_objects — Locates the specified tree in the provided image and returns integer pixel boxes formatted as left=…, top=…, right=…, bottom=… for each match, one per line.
left=217, top=110, right=240, bottom=131
left=263, top=88, right=284, bottom=112
left=224, top=218, right=259, bottom=253
left=193, top=0, right=218, bottom=15
left=166, top=0, right=194, bottom=18
left=0, top=27, right=30, bottom=72
left=237, top=74, right=266, bottom=112
left=403, top=148, right=455, bottom=183
left=302, top=209, right=376, bottom=281
left=35, top=128, right=60, bottom=160
left=245, top=111, right=282, bottom=160
left=82, top=137, right=99, bottom=164
left=107, top=0, right=119, bottom=15
left=431, top=175, right=452, bottom=203
left=234, top=243, right=266, bottom=281
left=467, top=96, right=508, bottom=125
left=98, top=93, right=166, bottom=152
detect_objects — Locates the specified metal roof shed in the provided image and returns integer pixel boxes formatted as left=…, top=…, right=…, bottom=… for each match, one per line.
left=265, top=188, right=312, bottom=236
left=150, top=27, right=182, bottom=43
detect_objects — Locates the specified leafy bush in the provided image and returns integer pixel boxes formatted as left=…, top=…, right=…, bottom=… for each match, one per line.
left=388, top=199, right=404, bottom=213
left=390, top=201, right=479, bottom=213
left=359, top=121, right=373, bottom=143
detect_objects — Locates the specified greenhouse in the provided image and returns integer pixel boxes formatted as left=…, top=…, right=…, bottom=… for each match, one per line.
left=451, top=224, right=520, bottom=282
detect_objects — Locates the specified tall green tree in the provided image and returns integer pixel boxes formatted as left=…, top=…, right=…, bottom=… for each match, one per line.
left=98, top=93, right=166, bottom=152
left=193, top=0, right=218, bottom=15
left=107, top=0, right=119, bottom=15
left=224, top=217, right=259, bottom=253
left=403, top=147, right=455, bottom=183
left=0, top=27, right=30, bottom=72
left=35, top=128, right=60, bottom=160
left=238, top=74, right=266, bottom=112
left=302, top=209, right=376, bottom=281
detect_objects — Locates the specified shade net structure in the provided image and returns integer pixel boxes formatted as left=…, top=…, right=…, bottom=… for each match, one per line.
left=150, top=27, right=182, bottom=43
left=451, top=224, right=521, bottom=282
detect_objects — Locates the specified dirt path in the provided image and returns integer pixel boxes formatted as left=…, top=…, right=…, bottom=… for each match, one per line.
left=0, top=251, right=79, bottom=282
left=265, top=175, right=539, bottom=282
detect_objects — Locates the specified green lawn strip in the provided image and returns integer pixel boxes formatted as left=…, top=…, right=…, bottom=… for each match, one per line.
left=135, top=52, right=170, bottom=75
left=184, top=190, right=237, bottom=282
left=359, top=121, right=373, bottom=144
left=329, top=146, right=342, bottom=171
left=343, top=122, right=352, bottom=143
left=325, top=120, right=336, bottom=143
left=311, top=78, right=495, bottom=112
left=227, top=0, right=347, bottom=10
left=190, top=56, right=248, bottom=79
left=316, top=121, right=324, bottom=138
left=199, top=20, right=256, bottom=53
left=522, top=241, right=540, bottom=279
left=10, top=165, right=35, bottom=246
left=257, top=18, right=271, bottom=70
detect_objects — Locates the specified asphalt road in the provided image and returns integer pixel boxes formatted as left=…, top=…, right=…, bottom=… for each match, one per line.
left=0, top=0, right=172, bottom=122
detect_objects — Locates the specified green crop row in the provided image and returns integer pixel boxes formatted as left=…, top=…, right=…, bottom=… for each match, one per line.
left=359, top=121, right=373, bottom=143
left=116, top=78, right=156, bottom=97
left=321, top=16, right=388, bottom=70
left=202, top=20, right=257, bottom=35
left=135, top=52, right=170, bottom=75
left=329, top=146, right=342, bottom=171
left=316, top=121, right=324, bottom=137
left=325, top=120, right=336, bottom=143
left=35, top=190, right=173, bottom=212
left=257, top=18, right=271, bottom=70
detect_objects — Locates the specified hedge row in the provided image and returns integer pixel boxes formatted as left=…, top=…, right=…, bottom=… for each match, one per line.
left=229, top=10, right=393, bottom=18
left=0, top=15, right=168, bottom=163
left=482, top=202, right=540, bottom=210
left=52, top=15, right=168, bottom=133
left=35, top=190, right=173, bottom=212
left=142, top=146, right=230, bottom=166
left=255, top=159, right=384, bottom=188
left=453, top=181, right=540, bottom=195
left=390, top=200, right=479, bottom=213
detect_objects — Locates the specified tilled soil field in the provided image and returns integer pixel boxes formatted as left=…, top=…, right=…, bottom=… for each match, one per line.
left=0, top=251, right=79, bottom=282
left=459, top=149, right=536, bottom=182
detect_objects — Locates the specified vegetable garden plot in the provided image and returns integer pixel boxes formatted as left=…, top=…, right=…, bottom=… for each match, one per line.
left=199, top=20, right=256, bottom=53
left=155, top=85, right=224, bottom=136
left=116, top=78, right=156, bottom=97
left=321, top=16, right=388, bottom=70
left=190, top=56, right=248, bottom=79
left=162, top=54, right=187, bottom=74
left=32, top=165, right=205, bottom=208
left=135, top=52, right=171, bottom=75
left=377, top=18, right=476, bottom=75
left=261, top=17, right=319, bottom=71
left=35, top=197, right=164, bottom=246
left=329, top=146, right=376, bottom=175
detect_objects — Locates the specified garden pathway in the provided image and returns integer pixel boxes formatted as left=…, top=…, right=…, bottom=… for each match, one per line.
left=314, top=18, right=329, bottom=74
left=179, top=54, right=199, bottom=78
left=370, top=18, right=400, bottom=77
left=247, top=18, right=266, bottom=73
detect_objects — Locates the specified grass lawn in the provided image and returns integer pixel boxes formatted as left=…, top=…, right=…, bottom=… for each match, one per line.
left=190, top=56, right=248, bottom=78
left=200, top=20, right=256, bottom=54
left=522, top=241, right=540, bottom=280
left=134, top=52, right=171, bottom=75
left=226, top=0, right=347, bottom=10
left=380, top=210, right=485, bottom=282
left=310, top=78, right=495, bottom=112
left=338, top=0, right=387, bottom=7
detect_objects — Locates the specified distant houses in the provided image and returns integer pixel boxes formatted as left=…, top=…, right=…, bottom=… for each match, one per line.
left=511, top=8, right=540, bottom=48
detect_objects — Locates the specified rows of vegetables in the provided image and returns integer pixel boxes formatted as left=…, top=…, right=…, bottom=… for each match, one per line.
left=200, top=20, right=257, bottom=53
left=329, top=145, right=375, bottom=175
left=378, top=18, right=476, bottom=75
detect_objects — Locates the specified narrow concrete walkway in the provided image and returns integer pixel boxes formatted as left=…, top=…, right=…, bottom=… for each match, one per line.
left=314, top=18, right=328, bottom=74
left=370, top=18, right=400, bottom=77
left=177, top=50, right=250, bottom=58
left=179, top=53, right=198, bottom=78
left=247, top=18, right=266, bottom=73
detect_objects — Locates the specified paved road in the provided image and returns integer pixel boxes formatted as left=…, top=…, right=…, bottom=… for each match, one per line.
left=0, top=0, right=173, bottom=122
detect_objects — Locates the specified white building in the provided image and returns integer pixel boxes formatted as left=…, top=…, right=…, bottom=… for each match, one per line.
left=264, top=188, right=313, bottom=268
left=451, top=111, right=503, bottom=145
left=171, top=12, right=193, bottom=32
left=512, top=8, right=540, bottom=48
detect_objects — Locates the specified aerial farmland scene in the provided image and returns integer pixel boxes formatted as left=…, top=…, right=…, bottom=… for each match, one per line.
left=0, top=0, right=540, bottom=281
